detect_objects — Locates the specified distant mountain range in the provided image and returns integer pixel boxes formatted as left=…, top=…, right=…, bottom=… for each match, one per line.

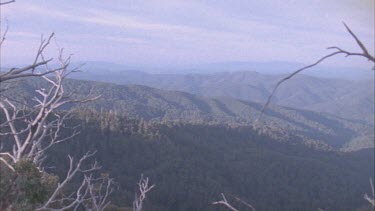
left=10, top=77, right=374, bottom=151
left=69, top=60, right=373, bottom=79
left=6, top=74, right=374, bottom=210
left=69, top=67, right=374, bottom=124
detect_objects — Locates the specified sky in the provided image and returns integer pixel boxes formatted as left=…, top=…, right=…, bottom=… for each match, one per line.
left=1, top=0, right=374, bottom=71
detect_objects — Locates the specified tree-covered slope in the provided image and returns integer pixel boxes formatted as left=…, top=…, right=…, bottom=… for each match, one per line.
left=47, top=110, right=375, bottom=211
left=7, top=77, right=374, bottom=151
left=71, top=70, right=374, bottom=123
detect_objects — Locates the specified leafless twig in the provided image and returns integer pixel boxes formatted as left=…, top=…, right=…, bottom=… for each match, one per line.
left=133, top=175, right=155, bottom=211
left=257, top=22, right=375, bottom=121
left=82, top=173, right=115, bottom=211
left=213, top=193, right=239, bottom=211
left=0, top=3, right=105, bottom=208
left=213, top=193, right=256, bottom=211
left=35, top=151, right=100, bottom=210
left=234, top=196, right=256, bottom=211
left=364, top=178, right=375, bottom=207
left=0, top=0, right=15, bottom=6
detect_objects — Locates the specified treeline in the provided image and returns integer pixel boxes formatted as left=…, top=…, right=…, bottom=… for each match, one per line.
left=44, top=109, right=374, bottom=211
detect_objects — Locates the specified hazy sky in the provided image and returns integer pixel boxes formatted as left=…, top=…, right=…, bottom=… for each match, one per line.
left=1, top=0, right=374, bottom=70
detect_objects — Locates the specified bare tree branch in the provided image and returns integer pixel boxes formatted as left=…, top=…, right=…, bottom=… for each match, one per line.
left=0, top=19, right=9, bottom=48
left=364, top=178, right=375, bottom=207
left=83, top=174, right=115, bottom=211
left=0, top=9, right=106, bottom=209
left=342, top=23, right=375, bottom=62
left=36, top=151, right=100, bottom=211
left=0, top=0, right=15, bottom=6
left=0, top=157, right=15, bottom=171
left=0, top=45, right=99, bottom=165
left=0, top=33, right=56, bottom=82
left=133, top=175, right=155, bottom=211
left=213, top=193, right=239, bottom=211
left=213, top=193, right=256, bottom=211
left=257, top=22, right=375, bottom=121
left=234, top=196, right=256, bottom=211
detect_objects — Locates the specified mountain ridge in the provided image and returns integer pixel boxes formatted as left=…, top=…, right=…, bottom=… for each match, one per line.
left=70, top=68, right=375, bottom=124
left=8, top=77, right=374, bottom=151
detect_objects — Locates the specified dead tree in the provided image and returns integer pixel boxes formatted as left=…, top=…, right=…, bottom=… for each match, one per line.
left=35, top=152, right=100, bottom=211
left=133, top=175, right=155, bottom=211
left=0, top=41, right=99, bottom=166
left=83, top=174, right=115, bottom=211
left=213, top=193, right=239, bottom=211
left=0, top=2, right=113, bottom=210
left=213, top=193, right=256, bottom=211
left=364, top=178, right=375, bottom=207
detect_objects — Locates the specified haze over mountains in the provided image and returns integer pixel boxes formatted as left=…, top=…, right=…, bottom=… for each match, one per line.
left=71, top=60, right=373, bottom=78
left=6, top=75, right=374, bottom=210
left=5, top=58, right=374, bottom=210
left=70, top=62, right=375, bottom=124
left=3, top=1, right=374, bottom=210
left=4, top=62, right=374, bottom=210
left=10, top=76, right=374, bottom=152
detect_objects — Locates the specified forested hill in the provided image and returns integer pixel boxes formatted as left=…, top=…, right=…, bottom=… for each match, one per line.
left=70, top=69, right=375, bottom=123
left=47, top=109, right=375, bottom=211
left=9, top=77, right=374, bottom=151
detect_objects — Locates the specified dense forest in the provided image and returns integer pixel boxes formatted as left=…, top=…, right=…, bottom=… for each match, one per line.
left=1, top=1, right=374, bottom=211
left=1, top=73, right=374, bottom=211
left=39, top=109, right=373, bottom=210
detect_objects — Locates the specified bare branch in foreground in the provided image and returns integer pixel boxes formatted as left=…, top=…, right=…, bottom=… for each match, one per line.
left=0, top=33, right=56, bottom=81
left=213, top=193, right=256, bottom=211
left=133, top=175, right=155, bottom=211
left=364, top=178, right=375, bottom=207
left=213, top=193, right=239, bottom=211
left=0, top=19, right=9, bottom=48
left=257, top=22, right=375, bottom=121
left=234, top=196, right=256, bottom=211
left=0, top=22, right=103, bottom=209
left=35, top=151, right=100, bottom=210
left=0, top=41, right=99, bottom=166
left=0, top=0, right=15, bottom=6
left=84, top=174, right=115, bottom=211
left=0, top=157, right=15, bottom=171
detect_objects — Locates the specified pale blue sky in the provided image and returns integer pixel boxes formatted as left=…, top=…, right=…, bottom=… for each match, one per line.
left=1, top=0, right=374, bottom=70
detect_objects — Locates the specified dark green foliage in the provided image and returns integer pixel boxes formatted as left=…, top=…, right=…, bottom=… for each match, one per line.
left=46, top=109, right=374, bottom=211
left=3, top=77, right=373, bottom=210
left=0, top=160, right=58, bottom=210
